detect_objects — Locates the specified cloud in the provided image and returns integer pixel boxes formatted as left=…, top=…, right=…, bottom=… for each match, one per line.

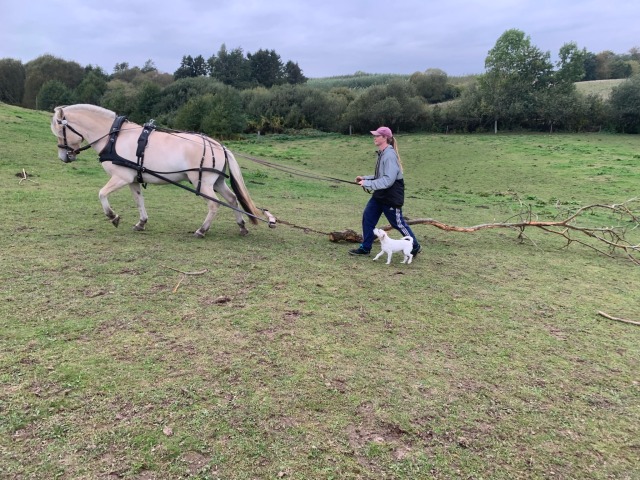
left=1, top=0, right=638, bottom=77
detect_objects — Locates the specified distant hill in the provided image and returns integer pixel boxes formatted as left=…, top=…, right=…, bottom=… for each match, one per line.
left=307, top=72, right=478, bottom=90
left=574, top=79, right=625, bottom=99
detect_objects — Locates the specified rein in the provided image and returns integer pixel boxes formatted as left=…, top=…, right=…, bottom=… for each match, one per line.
left=56, top=117, right=110, bottom=155
left=233, top=152, right=359, bottom=185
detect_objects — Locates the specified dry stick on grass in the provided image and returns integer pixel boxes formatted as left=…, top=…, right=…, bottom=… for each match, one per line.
left=329, top=199, right=640, bottom=265
left=19, top=169, right=37, bottom=185
left=161, top=265, right=208, bottom=293
left=597, top=311, right=640, bottom=326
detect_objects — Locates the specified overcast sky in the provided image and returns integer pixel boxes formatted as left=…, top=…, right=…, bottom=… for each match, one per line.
left=1, top=0, right=638, bottom=78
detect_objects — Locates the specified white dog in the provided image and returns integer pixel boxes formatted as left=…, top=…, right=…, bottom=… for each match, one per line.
left=372, top=228, right=414, bottom=265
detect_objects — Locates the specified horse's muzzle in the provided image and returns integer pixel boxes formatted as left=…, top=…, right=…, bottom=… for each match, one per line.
left=60, top=151, right=77, bottom=163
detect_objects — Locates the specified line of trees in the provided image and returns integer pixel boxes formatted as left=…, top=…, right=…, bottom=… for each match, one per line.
left=173, top=44, right=307, bottom=89
left=1, top=34, right=639, bottom=135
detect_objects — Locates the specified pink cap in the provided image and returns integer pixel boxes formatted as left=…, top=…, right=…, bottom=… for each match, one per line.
left=370, top=126, right=393, bottom=138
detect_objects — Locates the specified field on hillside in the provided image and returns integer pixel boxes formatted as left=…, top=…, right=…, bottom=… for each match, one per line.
left=1, top=103, right=639, bottom=479
left=575, top=79, right=626, bottom=99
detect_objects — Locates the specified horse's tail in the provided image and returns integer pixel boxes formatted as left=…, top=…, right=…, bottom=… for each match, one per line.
left=226, top=149, right=261, bottom=225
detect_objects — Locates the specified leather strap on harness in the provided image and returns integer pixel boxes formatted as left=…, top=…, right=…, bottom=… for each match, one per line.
left=99, top=115, right=129, bottom=165
left=98, top=116, right=229, bottom=183
left=135, top=120, right=156, bottom=187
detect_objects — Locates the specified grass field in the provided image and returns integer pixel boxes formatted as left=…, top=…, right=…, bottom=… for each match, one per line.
left=575, top=79, right=626, bottom=99
left=1, top=103, right=639, bottom=479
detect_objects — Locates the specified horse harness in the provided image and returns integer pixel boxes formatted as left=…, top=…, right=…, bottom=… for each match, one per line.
left=98, top=115, right=229, bottom=193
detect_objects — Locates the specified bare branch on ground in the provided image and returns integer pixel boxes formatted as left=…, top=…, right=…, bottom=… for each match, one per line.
left=328, top=199, right=640, bottom=265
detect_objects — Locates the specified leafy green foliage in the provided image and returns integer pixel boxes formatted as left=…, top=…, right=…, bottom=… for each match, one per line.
left=609, top=74, right=640, bottom=132
left=173, top=54, right=210, bottom=79
left=74, top=69, right=108, bottom=105
left=37, top=80, right=76, bottom=111
left=1, top=33, right=637, bottom=135
left=409, top=69, right=460, bottom=103
left=23, top=54, right=84, bottom=109
left=479, top=29, right=554, bottom=128
left=247, top=48, right=285, bottom=88
left=174, top=89, right=245, bottom=136
left=208, top=44, right=252, bottom=89
left=0, top=58, right=25, bottom=105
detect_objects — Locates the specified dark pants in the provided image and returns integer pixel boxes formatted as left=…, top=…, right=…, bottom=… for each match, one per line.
left=361, top=197, right=420, bottom=251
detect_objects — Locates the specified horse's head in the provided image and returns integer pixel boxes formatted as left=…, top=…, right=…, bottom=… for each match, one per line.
left=51, top=106, right=85, bottom=163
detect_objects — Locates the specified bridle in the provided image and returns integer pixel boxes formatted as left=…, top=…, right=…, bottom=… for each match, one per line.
left=56, top=111, right=110, bottom=162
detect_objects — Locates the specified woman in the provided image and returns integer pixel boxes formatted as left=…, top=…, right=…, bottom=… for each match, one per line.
left=349, top=126, right=422, bottom=258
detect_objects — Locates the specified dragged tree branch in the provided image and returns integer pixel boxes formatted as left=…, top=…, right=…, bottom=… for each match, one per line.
left=329, top=199, right=640, bottom=265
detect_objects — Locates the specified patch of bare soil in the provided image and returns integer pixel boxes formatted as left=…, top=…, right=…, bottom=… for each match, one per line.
left=346, top=401, right=417, bottom=471
left=181, top=451, right=211, bottom=476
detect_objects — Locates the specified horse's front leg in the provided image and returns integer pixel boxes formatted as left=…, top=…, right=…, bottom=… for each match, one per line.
left=129, top=183, right=148, bottom=231
left=194, top=184, right=220, bottom=238
left=98, top=176, right=130, bottom=227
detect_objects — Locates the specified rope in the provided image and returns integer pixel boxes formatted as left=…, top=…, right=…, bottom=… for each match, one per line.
left=233, top=152, right=359, bottom=185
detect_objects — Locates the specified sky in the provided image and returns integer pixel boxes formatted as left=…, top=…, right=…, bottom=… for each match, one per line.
left=1, top=0, right=638, bottom=78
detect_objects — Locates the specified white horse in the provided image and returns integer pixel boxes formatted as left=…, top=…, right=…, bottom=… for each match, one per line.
left=51, top=104, right=266, bottom=237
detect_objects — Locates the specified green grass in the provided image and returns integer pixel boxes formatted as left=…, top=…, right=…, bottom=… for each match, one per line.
left=1, top=103, right=639, bottom=479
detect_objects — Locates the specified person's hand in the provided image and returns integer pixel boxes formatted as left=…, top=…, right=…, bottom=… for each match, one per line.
left=355, top=176, right=364, bottom=185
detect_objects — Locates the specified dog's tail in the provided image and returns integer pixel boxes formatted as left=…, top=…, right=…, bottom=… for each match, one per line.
left=403, top=236, right=413, bottom=242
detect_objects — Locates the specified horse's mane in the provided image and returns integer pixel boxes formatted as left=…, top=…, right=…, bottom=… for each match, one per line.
left=66, top=104, right=116, bottom=119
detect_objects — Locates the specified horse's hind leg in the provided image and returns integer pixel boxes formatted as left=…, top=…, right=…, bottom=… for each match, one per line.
left=129, top=183, right=148, bottom=231
left=215, top=178, right=249, bottom=236
left=194, top=184, right=220, bottom=238
left=98, top=176, right=130, bottom=227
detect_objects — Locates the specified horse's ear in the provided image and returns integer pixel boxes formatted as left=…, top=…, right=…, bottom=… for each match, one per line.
left=54, top=106, right=63, bottom=119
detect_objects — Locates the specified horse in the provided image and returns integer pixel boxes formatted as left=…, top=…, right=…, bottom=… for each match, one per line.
left=50, top=104, right=265, bottom=237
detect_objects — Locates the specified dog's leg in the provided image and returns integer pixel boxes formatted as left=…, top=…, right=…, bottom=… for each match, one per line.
left=373, top=251, right=384, bottom=261
left=386, top=252, right=392, bottom=264
left=407, top=254, right=413, bottom=264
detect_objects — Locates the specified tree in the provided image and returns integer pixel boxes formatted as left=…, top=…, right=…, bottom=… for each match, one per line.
left=155, top=76, right=226, bottom=115
left=141, top=59, right=157, bottom=73
left=201, top=87, right=246, bottom=137
left=609, top=75, right=640, bottom=133
left=583, top=51, right=598, bottom=80
left=409, top=68, right=458, bottom=103
left=479, top=29, right=553, bottom=132
left=174, top=55, right=209, bottom=79
left=0, top=58, right=25, bottom=105
left=208, top=44, right=251, bottom=88
left=555, top=42, right=586, bottom=87
left=37, top=80, right=75, bottom=111
left=113, top=62, right=130, bottom=74
left=130, top=82, right=161, bottom=123
left=595, top=51, right=616, bottom=79
left=100, top=79, right=138, bottom=116
left=342, top=85, right=402, bottom=133
left=23, top=55, right=84, bottom=109
left=111, top=64, right=143, bottom=83
left=75, top=68, right=108, bottom=104
left=174, top=89, right=246, bottom=137
left=247, top=49, right=284, bottom=88
left=283, top=61, right=307, bottom=85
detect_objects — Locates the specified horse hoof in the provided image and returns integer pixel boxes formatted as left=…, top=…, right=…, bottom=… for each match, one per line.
left=240, top=228, right=249, bottom=236
left=194, top=230, right=205, bottom=238
left=268, top=222, right=277, bottom=229
left=133, top=224, right=145, bottom=231
left=111, top=215, right=120, bottom=228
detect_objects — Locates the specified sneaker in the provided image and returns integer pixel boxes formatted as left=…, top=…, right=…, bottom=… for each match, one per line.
left=411, top=245, right=422, bottom=257
left=349, top=246, right=370, bottom=256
